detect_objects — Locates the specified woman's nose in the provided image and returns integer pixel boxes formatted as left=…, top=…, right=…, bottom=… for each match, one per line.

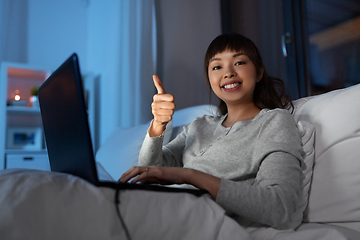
left=224, top=69, right=237, bottom=79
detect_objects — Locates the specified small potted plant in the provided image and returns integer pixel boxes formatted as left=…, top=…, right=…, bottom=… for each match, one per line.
left=30, top=87, right=39, bottom=108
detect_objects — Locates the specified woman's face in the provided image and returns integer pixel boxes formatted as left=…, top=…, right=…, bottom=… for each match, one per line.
left=208, top=50, right=262, bottom=107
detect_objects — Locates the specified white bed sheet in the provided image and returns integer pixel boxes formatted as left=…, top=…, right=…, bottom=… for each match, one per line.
left=275, top=223, right=360, bottom=240
left=0, top=169, right=250, bottom=240
left=2, top=169, right=358, bottom=240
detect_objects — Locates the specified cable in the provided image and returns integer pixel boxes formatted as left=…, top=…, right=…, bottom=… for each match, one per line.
left=115, top=188, right=132, bottom=240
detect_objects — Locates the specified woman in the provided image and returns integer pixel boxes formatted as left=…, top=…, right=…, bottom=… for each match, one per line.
left=119, top=33, right=304, bottom=230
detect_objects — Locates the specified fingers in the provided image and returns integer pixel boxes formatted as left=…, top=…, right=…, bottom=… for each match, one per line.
left=119, top=166, right=138, bottom=181
left=153, top=93, right=174, bottom=102
left=151, top=102, right=174, bottom=121
left=118, top=166, right=155, bottom=184
left=151, top=75, right=175, bottom=128
left=119, top=166, right=144, bottom=182
left=119, top=166, right=186, bottom=185
left=153, top=74, right=166, bottom=94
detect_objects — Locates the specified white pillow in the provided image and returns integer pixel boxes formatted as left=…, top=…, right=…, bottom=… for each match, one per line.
left=96, top=120, right=172, bottom=180
left=289, top=120, right=315, bottom=228
left=292, top=83, right=360, bottom=232
left=172, top=104, right=218, bottom=127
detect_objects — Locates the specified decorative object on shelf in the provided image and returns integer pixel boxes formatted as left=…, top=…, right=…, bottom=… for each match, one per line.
left=14, top=89, right=20, bottom=101
left=6, top=127, right=43, bottom=150
left=30, top=87, right=39, bottom=108
left=7, top=89, right=27, bottom=107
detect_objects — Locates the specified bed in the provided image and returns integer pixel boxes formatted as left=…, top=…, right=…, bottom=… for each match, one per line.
left=1, top=83, right=360, bottom=239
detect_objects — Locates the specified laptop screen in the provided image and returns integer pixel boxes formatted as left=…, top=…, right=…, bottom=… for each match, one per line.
left=38, top=53, right=99, bottom=185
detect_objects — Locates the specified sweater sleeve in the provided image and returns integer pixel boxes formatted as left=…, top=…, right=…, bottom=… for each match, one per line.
left=215, top=109, right=304, bottom=229
left=138, top=125, right=188, bottom=167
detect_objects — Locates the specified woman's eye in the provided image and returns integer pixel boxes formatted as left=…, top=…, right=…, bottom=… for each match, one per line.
left=235, top=61, right=245, bottom=66
left=212, top=66, right=221, bottom=70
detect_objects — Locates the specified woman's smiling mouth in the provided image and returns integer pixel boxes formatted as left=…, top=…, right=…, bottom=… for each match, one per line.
left=221, top=82, right=242, bottom=91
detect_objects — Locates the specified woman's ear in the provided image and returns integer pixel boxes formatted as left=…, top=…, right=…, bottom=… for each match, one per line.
left=257, top=68, right=264, bottom=82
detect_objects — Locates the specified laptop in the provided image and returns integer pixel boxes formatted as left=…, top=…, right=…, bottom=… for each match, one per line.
left=38, top=53, right=206, bottom=196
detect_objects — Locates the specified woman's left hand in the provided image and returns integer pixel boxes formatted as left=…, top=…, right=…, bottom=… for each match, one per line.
left=118, top=166, right=190, bottom=185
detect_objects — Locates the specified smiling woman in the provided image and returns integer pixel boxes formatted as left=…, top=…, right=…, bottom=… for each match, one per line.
left=204, top=34, right=293, bottom=116
left=207, top=51, right=261, bottom=123
left=119, top=33, right=306, bottom=238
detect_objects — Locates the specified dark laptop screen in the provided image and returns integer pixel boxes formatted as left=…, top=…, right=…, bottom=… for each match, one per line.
left=38, top=53, right=98, bottom=184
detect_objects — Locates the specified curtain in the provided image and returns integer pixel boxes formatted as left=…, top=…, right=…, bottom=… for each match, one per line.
left=87, top=0, right=156, bottom=144
left=117, top=0, right=156, bottom=128
left=0, top=0, right=28, bottom=63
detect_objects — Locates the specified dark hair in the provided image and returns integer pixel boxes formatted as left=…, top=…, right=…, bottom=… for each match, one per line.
left=204, top=33, right=293, bottom=115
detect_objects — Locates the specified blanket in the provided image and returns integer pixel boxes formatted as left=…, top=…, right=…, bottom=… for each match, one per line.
left=0, top=169, right=250, bottom=240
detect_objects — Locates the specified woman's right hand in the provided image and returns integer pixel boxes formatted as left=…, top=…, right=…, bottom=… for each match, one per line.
left=149, top=75, right=175, bottom=137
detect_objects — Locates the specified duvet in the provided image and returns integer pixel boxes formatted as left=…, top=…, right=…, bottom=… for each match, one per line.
left=0, top=169, right=250, bottom=240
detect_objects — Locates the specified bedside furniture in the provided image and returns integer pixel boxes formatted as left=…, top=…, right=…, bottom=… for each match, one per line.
left=0, top=61, right=99, bottom=171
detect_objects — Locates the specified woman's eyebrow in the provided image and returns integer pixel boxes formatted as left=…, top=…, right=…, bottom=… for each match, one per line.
left=233, top=53, right=245, bottom=58
left=210, top=57, right=221, bottom=63
left=210, top=53, right=245, bottom=63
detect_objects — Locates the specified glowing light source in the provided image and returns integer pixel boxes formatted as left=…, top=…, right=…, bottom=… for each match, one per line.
left=14, top=89, right=21, bottom=101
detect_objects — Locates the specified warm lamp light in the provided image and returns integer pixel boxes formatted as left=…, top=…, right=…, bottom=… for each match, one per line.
left=7, top=89, right=26, bottom=107
left=14, top=89, right=21, bottom=101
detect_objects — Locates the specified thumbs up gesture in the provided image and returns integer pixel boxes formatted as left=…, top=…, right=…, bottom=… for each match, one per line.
left=149, top=75, right=175, bottom=137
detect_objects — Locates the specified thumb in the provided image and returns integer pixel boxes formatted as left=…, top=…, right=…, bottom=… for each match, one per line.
left=153, top=74, right=166, bottom=94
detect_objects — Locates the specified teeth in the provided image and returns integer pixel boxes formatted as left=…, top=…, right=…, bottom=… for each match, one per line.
left=223, top=82, right=240, bottom=89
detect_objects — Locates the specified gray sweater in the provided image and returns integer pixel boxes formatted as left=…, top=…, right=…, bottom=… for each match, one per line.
left=138, top=108, right=304, bottom=229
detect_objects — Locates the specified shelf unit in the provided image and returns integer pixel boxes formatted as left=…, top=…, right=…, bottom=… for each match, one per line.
left=0, top=61, right=99, bottom=171
left=0, top=62, right=50, bottom=171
